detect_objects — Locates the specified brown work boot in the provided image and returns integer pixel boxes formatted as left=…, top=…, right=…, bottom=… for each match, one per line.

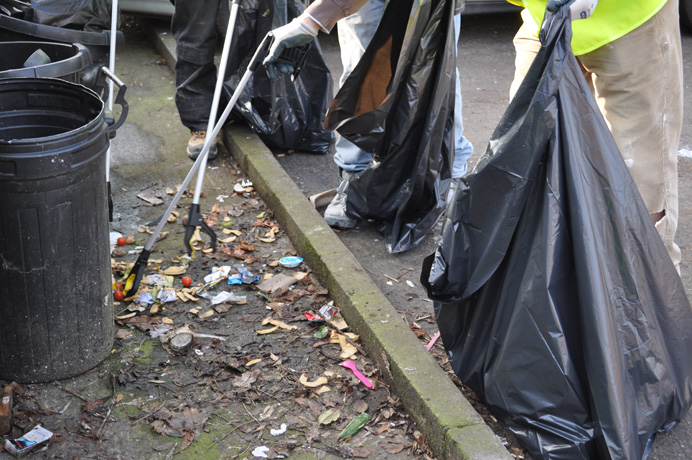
left=186, top=130, right=218, bottom=160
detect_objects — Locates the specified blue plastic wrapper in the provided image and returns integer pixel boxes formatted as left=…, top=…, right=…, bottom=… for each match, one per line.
left=421, top=7, right=692, bottom=460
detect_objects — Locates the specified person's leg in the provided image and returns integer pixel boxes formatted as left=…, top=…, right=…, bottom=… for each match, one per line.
left=332, top=0, right=386, bottom=174
left=509, top=10, right=541, bottom=101
left=578, top=0, right=683, bottom=268
left=172, top=0, right=225, bottom=158
left=324, top=0, right=386, bottom=228
left=452, top=13, right=473, bottom=179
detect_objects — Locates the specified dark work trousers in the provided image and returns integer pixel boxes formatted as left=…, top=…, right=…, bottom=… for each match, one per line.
left=172, top=0, right=229, bottom=132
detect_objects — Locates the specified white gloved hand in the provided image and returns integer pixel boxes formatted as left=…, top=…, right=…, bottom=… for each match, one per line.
left=547, top=0, right=599, bottom=21
left=263, top=18, right=318, bottom=78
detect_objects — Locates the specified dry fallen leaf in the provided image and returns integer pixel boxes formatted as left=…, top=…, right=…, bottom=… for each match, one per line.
left=354, top=401, right=368, bottom=413
left=339, top=335, right=358, bottom=359
left=261, top=317, right=297, bottom=330
left=162, top=266, right=186, bottom=276
left=293, top=272, right=308, bottom=281
left=114, top=329, right=132, bottom=340
left=115, top=312, right=136, bottom=320
left=316, top=386, right=331, bottom=395
left=299, top=374, right=328, bottom=388
left=318, top=408, right=341, bottom=425
left=256, top=325, right=279, bottom=335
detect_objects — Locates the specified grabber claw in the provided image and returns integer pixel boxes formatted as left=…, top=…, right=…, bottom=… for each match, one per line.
left=123, top=248, right=151, bottom=298
left=183, top=203, right=217, bottom=255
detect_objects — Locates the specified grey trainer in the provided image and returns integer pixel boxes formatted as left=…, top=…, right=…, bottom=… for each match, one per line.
left=323, top=170, right=360, bottom=229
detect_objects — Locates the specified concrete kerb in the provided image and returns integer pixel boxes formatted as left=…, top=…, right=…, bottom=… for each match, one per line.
left=145, top=19, right=511, bottom=460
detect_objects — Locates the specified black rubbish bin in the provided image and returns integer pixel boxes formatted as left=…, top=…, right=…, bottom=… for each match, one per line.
left=0, top=77, right=126, bottom=383
left=0, top=41, right=91, bottom=83
left=0, top=14, right=124, bottom=94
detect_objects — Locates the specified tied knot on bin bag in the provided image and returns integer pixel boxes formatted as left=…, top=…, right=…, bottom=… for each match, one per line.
left=421, top=6, right=692, bottom=460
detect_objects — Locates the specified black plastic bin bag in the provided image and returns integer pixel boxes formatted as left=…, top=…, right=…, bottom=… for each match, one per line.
left=222, top=0, right=333, bottom=155
left=27, top=0, right=116, bottom=31
left=324, top=0, right=455, bottom=253
left=421, top=7, right=692, bottom=460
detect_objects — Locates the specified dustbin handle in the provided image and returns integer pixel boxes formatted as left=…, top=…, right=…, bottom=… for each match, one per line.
left=100, top=66, right=129, bottom=135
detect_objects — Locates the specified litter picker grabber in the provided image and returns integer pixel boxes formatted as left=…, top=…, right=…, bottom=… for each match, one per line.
left=182, top=0, right=241, bottom=255
left=106, top=0, right=118, bottom=221
left=124, top=32, right=310, bottom=299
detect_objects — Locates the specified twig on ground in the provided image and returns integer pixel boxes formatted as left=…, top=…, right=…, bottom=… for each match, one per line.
left=54, top=381, right=89, bottom=402
left=282, top=326, right=319, bottom=349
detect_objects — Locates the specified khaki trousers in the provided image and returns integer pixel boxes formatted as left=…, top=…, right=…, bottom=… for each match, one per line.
left=510, top=0, right=683, bottom=268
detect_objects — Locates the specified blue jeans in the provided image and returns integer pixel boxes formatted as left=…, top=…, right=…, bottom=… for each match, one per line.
left=335, top=3, right=473, bottom=179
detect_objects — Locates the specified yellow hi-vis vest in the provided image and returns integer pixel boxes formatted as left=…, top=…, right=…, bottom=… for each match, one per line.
left=507, top=0, right=668, bottom=55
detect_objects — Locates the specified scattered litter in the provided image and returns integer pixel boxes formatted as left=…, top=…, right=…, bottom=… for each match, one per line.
left=200, top=291, right=247, bottom=305
left=279, top=256, right=303, bottom=268
left=149, top=324, right=173, bottom=338
left=216, top=194, right=229, bottom=202
left=257, top=274, right=297, bottom=295
left=194, top=349, right=204, bottom=356
left=4, top=425, right=54, bottom=457
left=678, top=148, right=692, bottom=158
left=252, top=446, right=270, bottom=458
left=317, top=304, right=338, bottom=321
left=228, top=266, right=260, bottom=285
left=387, top=281, right=393, bottom=285
left=406, top=280, right=415, bottom=288
left=338, top=413, right=370, bottom=441
left=147, top=274, right=169, bottom=286
left=314, top=325, right=329, bottom=339
left=341, top=360, right=373, bottom=389
left=136, top=192, right=164, bottom=206
left=158, top=289, right=177, bottom=303
left=1, top=385, right=12, bottom=435
left=270, top=423, right=287, bottom=436
left=109, top=231, right=123, bottom=245
left=426, top=331, right=441, bottom=351
left=136, top=292, right=155, bottom=305
left=204, top=266, right=231, bottom=285
left=234, top=182, right=253, bottom=194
